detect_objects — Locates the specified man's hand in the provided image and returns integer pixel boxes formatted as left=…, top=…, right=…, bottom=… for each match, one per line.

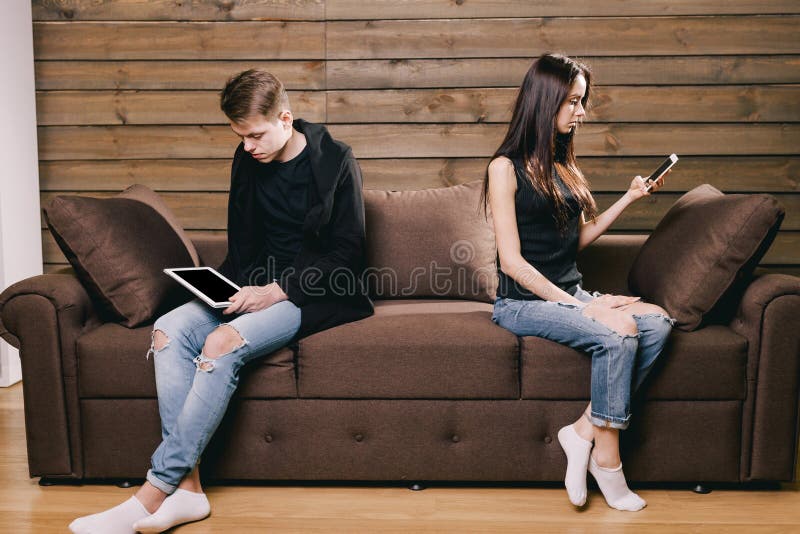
left=223, top=282, right=288, bottom=315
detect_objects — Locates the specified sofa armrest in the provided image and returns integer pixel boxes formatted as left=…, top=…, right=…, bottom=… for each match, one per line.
left=191, top=234, right=227, bottom=269
left=0, top=274, right=100, bottom=478
left=730, top=273, right=800, bottom=481
left=0, top=274, right=98, bottom=349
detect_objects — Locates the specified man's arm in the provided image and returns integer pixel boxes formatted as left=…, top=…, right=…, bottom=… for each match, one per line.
left=217, top=143, right=246, bottom=280
left=278, top=153, right=366, bottom=306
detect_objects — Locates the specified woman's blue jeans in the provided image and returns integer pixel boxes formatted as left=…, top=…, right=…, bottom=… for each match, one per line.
left=492, top=287, right=673, bottom=430
left=144, top=298, right=301, bottom=494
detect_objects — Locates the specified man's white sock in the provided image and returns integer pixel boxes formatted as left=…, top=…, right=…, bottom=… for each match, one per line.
left=588, top=456, right=647, bottom=511
left=132, top=488, right=210, bottom=533
left=557, top=424, right=593, bottom=506
left=68, top=495, right=150, bottom=534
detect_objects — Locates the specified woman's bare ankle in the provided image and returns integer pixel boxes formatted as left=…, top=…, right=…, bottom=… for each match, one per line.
left=573, top=416, right=594, bottom=442
left=135, top=482, right=169, bottom=514
left=177, top=467, right=203, bottom=493
left=591, top=450, right=621, bottom=469
left=177, top=480, right=203, bottom=493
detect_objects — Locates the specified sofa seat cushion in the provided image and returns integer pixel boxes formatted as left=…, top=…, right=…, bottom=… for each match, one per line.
left=296, top=299, right=520, bottom=399
left=521, top=325, right=747, bottom=400
left=77, top=323, right=296, bottom=399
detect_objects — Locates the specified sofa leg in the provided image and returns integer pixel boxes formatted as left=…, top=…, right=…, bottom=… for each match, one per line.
left=38, top=477, right=80, bottom=486
left=409, top=483, right=426, bottom=491
left=116, top=480, right=134, bottom=488
left=692, top=484, right=712, bottom=494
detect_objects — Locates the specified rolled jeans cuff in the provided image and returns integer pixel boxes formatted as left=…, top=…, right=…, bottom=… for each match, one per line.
left=146, top=468, right=177, bottom=495
left=589, top=411, right=631, bottom=430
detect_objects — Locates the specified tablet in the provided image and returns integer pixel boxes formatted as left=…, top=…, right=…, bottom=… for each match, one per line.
left=164, top=267, right=241, bottom=308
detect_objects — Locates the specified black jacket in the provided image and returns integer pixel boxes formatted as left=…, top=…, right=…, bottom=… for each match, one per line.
left=219, top=119, right=374, bottom=339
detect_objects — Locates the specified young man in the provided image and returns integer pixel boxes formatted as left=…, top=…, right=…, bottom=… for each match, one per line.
left=69, top=70, right=373, bottom=534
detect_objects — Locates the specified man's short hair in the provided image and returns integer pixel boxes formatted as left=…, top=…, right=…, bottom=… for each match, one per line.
left=220, top=69, right=290, bottom=122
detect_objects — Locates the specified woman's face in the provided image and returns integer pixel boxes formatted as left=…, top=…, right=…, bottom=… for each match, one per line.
left=555, top=73, right=587, bottom=135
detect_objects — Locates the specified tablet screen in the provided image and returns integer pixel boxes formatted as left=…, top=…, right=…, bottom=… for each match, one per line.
left=172, top=269, right=239, bottom=303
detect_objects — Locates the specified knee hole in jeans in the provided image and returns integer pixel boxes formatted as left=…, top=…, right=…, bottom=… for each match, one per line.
left=146, top=329, right=170, bottom=360
left=197, top=324, right=248, bottom=372
left=153, top=329, right=170, bottom=351
left=581, top=307, right=639, bottom=337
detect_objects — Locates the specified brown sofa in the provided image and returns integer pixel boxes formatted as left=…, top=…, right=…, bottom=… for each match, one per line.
left=1, top=185, right=799, bottom=487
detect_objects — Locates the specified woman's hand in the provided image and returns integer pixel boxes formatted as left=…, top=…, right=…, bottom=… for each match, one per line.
left=585, top=294, right=641, bottom=310
left=222, top=282, right=288, bottom=315
left=626, top=169, right=670, bottom=202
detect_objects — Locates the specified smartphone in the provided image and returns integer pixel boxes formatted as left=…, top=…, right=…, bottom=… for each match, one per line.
left=645, top=153, right=678, bottom=191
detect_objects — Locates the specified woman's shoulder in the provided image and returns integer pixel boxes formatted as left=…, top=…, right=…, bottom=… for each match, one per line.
left=489, top=155, right=515, bottom=169
left=488, top=156, right=519, bottom=180
left=488, top=156, right=519, bottom=197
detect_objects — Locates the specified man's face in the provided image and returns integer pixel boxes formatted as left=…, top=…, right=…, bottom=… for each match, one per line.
left=229, top=112, right=293, bottom=163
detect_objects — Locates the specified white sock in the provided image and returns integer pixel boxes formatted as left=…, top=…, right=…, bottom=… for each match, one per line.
left=68, top=495, right=150, bottom=534
left=588, top=456, right=647, bottom=511
left=557, top=424, right=593, bottom=506
left=132, top=488, right=210, bottom=533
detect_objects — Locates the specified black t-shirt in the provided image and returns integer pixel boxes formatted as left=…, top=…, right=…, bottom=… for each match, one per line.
left=251, top=145, right=312, bottom=281
left=496, top=157, right=583, bottom=300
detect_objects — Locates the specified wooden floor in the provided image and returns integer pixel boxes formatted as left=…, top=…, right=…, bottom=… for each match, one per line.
left=1, top=383, right=799, bottom=533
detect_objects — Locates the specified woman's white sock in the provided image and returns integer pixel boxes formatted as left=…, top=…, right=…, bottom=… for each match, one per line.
left=68, top=495, right=150, bottom=534
left=588, top=456, right=647, bottom=511
left=132, top=488, right=210, bottom=533
left=557, top=424, right=593, bottom=506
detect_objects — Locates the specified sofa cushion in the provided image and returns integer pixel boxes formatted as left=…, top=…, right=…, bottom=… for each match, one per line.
left=521, top=325, right=747, bottom=400
left=296, top=299, right=519, bottom=399
left=364, top=181, right=497, bottom=303
left=43, top=185, right=200, bottom=327
left=77, top=322, right=296, bottom=399
left=628, top=184, right=784, bottom=331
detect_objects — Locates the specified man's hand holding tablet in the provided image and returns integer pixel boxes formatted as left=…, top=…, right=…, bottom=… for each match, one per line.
left=164, top=267, right=289, bottom=315
left=223, top=282, right=288, bottom=315
left=164, top=267, right=241, bottom=308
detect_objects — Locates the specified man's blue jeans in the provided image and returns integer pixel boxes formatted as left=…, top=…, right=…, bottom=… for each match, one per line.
left=492, top=287, right=673, bottom=430
left=144, top=298, right=301, bottom=494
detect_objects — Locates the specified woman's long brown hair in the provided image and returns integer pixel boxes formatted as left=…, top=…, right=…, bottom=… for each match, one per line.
left=482, top=53, right=597, bottom=230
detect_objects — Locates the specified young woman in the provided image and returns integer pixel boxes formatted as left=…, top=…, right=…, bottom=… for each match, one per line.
left=485, top=53, right=674, bottom=511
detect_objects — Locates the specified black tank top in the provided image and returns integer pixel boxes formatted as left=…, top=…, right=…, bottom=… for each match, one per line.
left=496, top=157, right=583, bottom=300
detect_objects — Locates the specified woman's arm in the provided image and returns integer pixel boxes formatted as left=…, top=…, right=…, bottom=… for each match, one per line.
left=489, top=157, right=584, bottom=305
left=577, top=172, right=668, bottom=251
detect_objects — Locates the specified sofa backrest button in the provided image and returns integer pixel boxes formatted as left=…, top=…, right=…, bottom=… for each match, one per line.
left=544, top=436, right=552, bottom=444
left=264, top=434, right=273, bottom=443
left=452, top=435, right=460, bottom=443
left=355, top=434, right=364, bottom=442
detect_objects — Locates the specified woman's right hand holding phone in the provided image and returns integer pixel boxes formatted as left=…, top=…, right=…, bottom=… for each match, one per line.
left=626, top=169, right=670, bottom=201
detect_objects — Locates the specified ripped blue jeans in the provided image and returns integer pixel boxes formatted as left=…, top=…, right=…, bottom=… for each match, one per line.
left=492, top=287, right=673, bottom=430
left=145, top=298, right=301, bottom=494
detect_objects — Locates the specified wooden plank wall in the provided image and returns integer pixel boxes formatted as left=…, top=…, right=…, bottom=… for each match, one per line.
left=32, top=1, right=800, bottom=275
